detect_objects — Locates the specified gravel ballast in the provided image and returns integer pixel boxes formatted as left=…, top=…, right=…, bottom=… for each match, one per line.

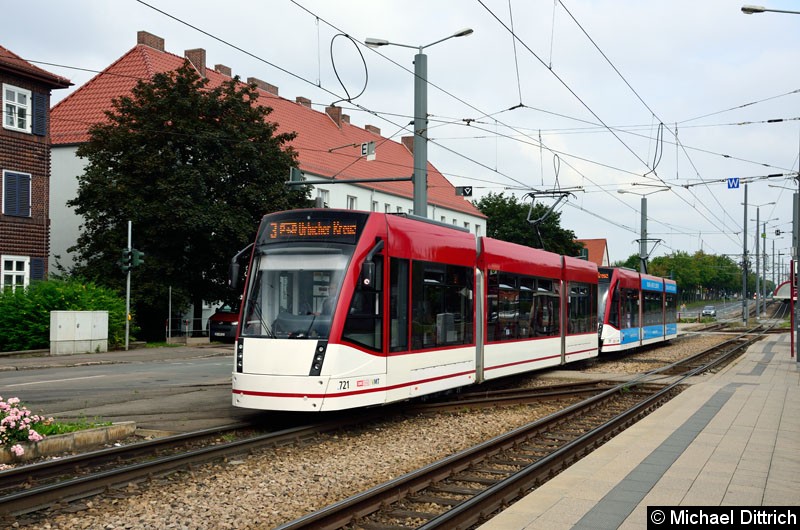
left=12, top=332, right=729, bottom=529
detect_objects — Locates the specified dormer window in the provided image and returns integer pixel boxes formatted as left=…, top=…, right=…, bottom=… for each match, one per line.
left=3, top=84, right=32, bottom=133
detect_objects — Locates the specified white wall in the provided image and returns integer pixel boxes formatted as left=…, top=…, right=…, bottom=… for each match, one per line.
left=50, top=145, right=84, bottom=272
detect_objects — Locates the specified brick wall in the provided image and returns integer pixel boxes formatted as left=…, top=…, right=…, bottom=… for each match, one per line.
left=0, top=73, right=52, bottom=276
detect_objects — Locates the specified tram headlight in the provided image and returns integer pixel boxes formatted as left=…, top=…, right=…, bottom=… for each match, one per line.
left=236, top=340, right=244, bottom=373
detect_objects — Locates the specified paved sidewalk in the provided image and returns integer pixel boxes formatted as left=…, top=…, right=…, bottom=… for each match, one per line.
left=479, top=332, right=800, bottom=529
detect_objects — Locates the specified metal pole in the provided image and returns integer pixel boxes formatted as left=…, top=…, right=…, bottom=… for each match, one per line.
left=795, top=186, right=799, bottom=361
left=762, top=221, right=767, bottom=316
left=640, top=196, right=647, bottom=273
left=413, top=50, right=428, bottom=218
left=125, top=220, right=131, bottom=351
left=755, top=207, right=760, bottom=319
left=742, top=184, right=748, bottom=325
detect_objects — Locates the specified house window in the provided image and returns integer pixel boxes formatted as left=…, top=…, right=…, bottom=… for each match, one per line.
left=3, top=84, right=32, bottom=133
left=317, top=189, right=329, bottom=208
left=2, top=255, right=29, bottom=291
left=464, top=222, right=470, bottom=231
left=2, top=170, right=31, bottom=217
left=440, top=216, right=446, bottom=223
left=347, top=195, right=357, bottom=210
left=372, top=201, right=378, bottom=212
left=384, top=203, right=391, bottom=213
left=396, top=206, right=403, bottom=213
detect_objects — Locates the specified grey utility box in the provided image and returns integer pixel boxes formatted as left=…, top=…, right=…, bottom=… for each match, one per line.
left=50, top=311, right=109, bottom=355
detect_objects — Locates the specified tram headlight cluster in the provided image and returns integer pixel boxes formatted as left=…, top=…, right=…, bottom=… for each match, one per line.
left=236, top=341, right=244, bottom=373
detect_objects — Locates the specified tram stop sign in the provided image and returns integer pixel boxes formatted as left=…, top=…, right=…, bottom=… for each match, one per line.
left=456, top=186, right=473, bottom=197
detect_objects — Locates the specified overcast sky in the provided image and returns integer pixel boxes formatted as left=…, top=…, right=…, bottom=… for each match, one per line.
left=6, top=0, right=800, bottom=269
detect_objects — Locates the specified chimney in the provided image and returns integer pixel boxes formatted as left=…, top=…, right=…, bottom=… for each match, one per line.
left=365, top=125, right=381, bottom=136
left=402, top=136, right=414, bottom=154
left=326, top=105, right=342, bottom=128
left=137, top=31, right=164, bottom=51
left=342, top=114, right=350, bottom=124
left=185, top=48, right=206, bottom=78
left=295, top=96, right=312, bottom=108
left=247, top=77, right=279, bottom=96
left=215, top=64, right=232, bottom=77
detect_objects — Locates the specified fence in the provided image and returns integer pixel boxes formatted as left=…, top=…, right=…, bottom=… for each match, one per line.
left=165, top=317, right=208, bottom=344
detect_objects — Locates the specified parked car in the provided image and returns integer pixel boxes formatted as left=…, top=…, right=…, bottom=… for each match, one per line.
left=208, top=303, right=240, bottom=342
left=701, top=305, right=717, bottom=317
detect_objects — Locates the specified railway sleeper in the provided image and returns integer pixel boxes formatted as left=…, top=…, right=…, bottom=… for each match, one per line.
left=386, top=508, right=441, bottom=519
left=451, top=474, right=500, bottom=485
left=358, top=522, right=413, bottom=530
left=471, top=466, right=517, bottom=476
left=429, top=484, right=485, bottom=496
left=408, top=494, right=463, bottom=506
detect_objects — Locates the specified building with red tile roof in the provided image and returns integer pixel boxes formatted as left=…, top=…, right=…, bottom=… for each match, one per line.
left=49, top=31, right=485, bottom=269
left=1, top=44, right=71, bottom=286
left=575, top=238, right=610, bottom=267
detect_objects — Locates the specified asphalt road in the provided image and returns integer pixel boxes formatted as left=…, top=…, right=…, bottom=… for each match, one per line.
left=0, top=344, right=263, bottom=433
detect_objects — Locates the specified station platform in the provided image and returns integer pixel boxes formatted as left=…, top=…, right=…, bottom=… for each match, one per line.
left=478, top=331, right=800, bottom=529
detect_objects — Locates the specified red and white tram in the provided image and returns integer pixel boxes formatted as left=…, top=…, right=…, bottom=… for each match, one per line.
left=230, top=209, right=599, bottom=412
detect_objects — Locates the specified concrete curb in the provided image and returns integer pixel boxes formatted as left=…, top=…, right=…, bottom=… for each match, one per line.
left=1, top=421, right=137, bottom=464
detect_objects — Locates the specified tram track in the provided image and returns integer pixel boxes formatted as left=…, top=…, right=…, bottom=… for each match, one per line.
left=274, top=329, right=768, bottom=530
left=0, top=327, right=774, bottom=526
left=0, top=414, right=383, bottom=518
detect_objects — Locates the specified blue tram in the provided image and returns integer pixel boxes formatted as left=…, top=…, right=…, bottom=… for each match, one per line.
left=598, top=267, right=678, bottom=353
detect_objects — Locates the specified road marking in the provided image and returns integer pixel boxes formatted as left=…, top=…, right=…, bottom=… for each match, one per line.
left=7, top=375, right=106, bottom=387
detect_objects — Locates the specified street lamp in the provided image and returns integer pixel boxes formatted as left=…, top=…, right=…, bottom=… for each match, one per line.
left=742, top=200, right=775, bottom=322
left=742, top=5, right=800, bottom=14
left=618, top=186, right=669, bottom=273
left=742, top=4, right=800, bottom=357
left=365, top=28, right=474, bottom=218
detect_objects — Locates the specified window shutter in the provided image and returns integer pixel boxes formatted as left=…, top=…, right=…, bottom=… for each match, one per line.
left=3, top=172, right=31, bottom=217
left=4, top=175, right=17, bottom=214
left=30, top=258, right=45, bottom=281
left=32, top=92, right=47, bottom=136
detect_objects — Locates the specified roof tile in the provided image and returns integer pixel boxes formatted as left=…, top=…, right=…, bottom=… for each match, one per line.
left=51, top=41, right=483, bottom=218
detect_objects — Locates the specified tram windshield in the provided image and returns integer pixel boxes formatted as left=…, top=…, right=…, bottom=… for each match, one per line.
left=240, top=245, right=352, bottom=339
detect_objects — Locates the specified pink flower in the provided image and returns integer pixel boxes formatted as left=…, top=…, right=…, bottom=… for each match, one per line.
left=10, top=444, right=24, bottom=457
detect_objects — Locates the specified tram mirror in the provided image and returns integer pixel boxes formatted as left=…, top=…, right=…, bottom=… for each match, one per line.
left=360, top=261, right=376, bottom=290
left=228, top=262, right=240, bottom=290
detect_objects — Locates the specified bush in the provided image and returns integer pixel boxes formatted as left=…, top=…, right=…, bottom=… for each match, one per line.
left=0, top=279, right=131, bottom=351
left=0, top=396, right=51, bottom=457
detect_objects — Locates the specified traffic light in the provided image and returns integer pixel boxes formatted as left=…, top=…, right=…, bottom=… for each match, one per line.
left=118, top=248, right=132, bottom=273
left=131, top=248, right=145, bottom=268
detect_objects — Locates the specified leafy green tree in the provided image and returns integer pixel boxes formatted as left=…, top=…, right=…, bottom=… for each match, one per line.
left=0, top=279, right=128, bottom=351
left=473, top=192, right=582, bottom=256
left=67, top=62, right=311, bottom=340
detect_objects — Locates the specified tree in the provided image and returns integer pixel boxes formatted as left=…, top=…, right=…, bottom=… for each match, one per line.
left=68, top=62, right=311, bottom=340
left=473, top=192, right=583, bottom=256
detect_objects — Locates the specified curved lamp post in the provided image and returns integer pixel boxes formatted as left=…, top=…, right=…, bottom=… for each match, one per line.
left=365, top=29, right=473, bottom=218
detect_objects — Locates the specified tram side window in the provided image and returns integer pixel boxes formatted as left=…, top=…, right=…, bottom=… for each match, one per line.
left=411, top=261, right=473, bottom=349
left=643, top=291, right=663, bottom=326
left=389, top=258, right=409, bottom=352
left=488, top=271, right=559, bottom=341
left=568, top=282, right=597, bottom=334
left=343, top=256, right=383, bottom=351
left=518, top=277, right=534, bottom=338
left=498, top=273, right=519, bottom=340
left=608, top=288, right=620, bottom=328
left=665, top=292, right=677, bottom=324
left=532, top=278, right=560, bottom=337
left=622, top=288, right=639, bottom=329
